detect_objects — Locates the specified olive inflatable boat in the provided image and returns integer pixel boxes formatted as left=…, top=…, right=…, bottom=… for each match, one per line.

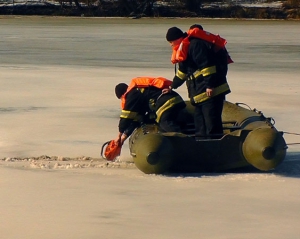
left=128, top=101, right=287, bottom=174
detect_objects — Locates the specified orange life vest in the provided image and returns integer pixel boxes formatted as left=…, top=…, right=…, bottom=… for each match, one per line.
left=121, top=76, right=172, bottom=109
left=171, top=28, right=228, bottom=64
left=103, top=140, right=122, bottom=161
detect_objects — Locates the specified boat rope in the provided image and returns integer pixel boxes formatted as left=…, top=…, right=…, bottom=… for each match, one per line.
left=282, top=131, right=300, bottom=145
left=283, top=131, right=300, bottom=136
left=100, top=141, right=111, bottom=159
left=235, top=102, right=252, bottom=110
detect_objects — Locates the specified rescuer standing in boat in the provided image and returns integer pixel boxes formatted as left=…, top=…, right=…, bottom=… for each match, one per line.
left=114, top=76, right=186, bottom=145
left=163, top=26, right=231, bottom=139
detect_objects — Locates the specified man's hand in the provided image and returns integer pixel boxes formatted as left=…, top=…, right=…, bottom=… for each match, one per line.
left=115, top=133, right=127, bottom=146
left=114, top=132, right=122, bottom=145
left=114, top=137, right=121, bottom=145
left=162, top=86, right=172, bottom=94
left=206, top=88, right=214, bottom=97
left=120, top=134, right=127, bottom=145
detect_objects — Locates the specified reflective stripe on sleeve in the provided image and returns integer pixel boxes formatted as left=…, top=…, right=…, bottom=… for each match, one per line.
left=175, top=70, right=188, bottom=80
left=120, top=110, right=139, bottom=121
left=192, top=82, right=230, bottom=104
left=192, top=66, right=216, bottom=78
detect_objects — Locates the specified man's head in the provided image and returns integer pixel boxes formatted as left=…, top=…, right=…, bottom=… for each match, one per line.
left=189, top=24, right=203, bottom=30
left=115, top=83, right=128, bottom=99
left=166, top=27, right=184, bottom=42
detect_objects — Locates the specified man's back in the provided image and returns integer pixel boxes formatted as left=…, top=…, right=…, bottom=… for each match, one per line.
left=124, top=87, right=162, bottom=113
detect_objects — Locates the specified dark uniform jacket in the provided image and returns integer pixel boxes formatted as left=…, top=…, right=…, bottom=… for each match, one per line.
left=119, top=86, right=185, bottom=136
left=171, top=37, right=231, bottom=105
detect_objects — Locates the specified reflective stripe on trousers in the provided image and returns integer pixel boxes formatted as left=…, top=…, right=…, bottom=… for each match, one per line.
left=155, top=96, right=183, bottom=123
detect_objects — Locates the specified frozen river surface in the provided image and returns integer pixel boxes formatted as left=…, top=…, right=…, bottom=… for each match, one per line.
left=0, top=17, right=299, bottom=158
left=0, top=17, right=300, bottom=239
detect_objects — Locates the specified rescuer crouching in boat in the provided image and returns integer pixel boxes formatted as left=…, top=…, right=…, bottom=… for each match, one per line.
left=114, top=76, right=186, bottom=145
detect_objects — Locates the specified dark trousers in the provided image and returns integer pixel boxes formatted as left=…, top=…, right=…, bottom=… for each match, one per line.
left=156, top=93, right=186, bottom=133
left=159, top=110, right=182, bottom=132
left=194, top=96, right=224, bottom=139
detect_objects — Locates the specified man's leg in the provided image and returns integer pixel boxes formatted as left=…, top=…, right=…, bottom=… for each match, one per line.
left=159, top=110, right=181, bottom=132
left=194, top=104, right=207, bottom=139
left=202, top=97, right=224, bottom=139
left=156, top=92, right=186, bottom=133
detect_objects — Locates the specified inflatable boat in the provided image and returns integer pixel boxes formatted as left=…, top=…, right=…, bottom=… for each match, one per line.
left=128, top=101, right=287, bottom=174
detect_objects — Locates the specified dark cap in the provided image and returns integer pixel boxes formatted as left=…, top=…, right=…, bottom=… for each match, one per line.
left=166, top=27, right=184, bottom=41
left=115, top=83, right=128, bottom=99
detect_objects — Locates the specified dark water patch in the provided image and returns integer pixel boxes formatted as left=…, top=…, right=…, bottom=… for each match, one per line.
left=272, top=152, right=300, bottom=178
left=0, top=106, right=47, bottom=114
left=50, top=139, right=99, bottom=145
left=98, top=108, right=120, bottom=119
left=248, top=45, right=300, bottom=54
left=231, top=47, right=300, bottom=73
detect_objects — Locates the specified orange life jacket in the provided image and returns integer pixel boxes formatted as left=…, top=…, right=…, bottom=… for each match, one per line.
left=103, top=140, right=122, bottom=161
left=121, top=77, right=172, bottom=109
left=170, top=28, right=229, bottom=64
